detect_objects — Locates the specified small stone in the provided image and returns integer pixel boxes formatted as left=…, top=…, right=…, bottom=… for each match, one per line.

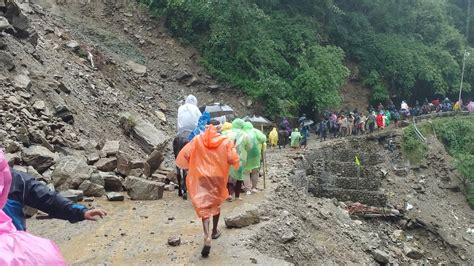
left=66, top=41, right=80, bottom=52
left=84, top=197, right=95, bottom=202
left=372, top=249, right=390, bottom=264
left=59, top=189, right=83, bottom=202
left=126, top=60, right=147, bottom=75
left=106, top=192, right=124, bottom=201
left=33, top=100, right=46, bottom=111
left=168, top=236, right=181, bottom=247
left=404, top=246, right=423, bottom=260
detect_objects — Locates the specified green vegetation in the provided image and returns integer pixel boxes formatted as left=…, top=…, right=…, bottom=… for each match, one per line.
left=402, top=125, right=427, bottom=164
left=403, top=116, right=474, bottom=207
left=145, top=0, right=474, bottom=117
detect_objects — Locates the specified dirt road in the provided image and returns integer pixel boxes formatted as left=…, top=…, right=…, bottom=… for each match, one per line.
left=28, top=146, right=297, bottom=265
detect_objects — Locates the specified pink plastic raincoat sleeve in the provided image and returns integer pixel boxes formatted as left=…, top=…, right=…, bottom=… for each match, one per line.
left=0, top=151, right=67, bottom=265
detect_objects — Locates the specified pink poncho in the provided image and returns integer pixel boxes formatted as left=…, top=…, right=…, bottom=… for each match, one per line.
left=0, top=151, right=66, bottom=265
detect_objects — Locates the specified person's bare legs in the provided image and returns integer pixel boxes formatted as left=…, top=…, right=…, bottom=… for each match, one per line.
left=212, top=213, right=221, bottom=238
left=201, top=217, right=212, bottom=257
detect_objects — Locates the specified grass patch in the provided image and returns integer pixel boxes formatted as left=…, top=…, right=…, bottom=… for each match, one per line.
left=402, top=125, right=427, bottom=165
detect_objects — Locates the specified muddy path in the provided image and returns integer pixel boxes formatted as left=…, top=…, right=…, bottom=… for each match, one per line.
left=28, top=145, right=303, bottom=265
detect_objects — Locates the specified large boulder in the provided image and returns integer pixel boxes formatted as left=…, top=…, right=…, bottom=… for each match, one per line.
left=124, top=176, right=165, bottom=200
left=94, top=157, right=117, bottom=172
left=52, top=156, right=92, bottom=191
left=144, top=150, right=164, bottom=177
left=78, top=180, right=105, bottom=197
left=21, top=145, right=57, bottom=172
left=116, top=152, right=131, bottom=176
left=102, top=172, right=123, bottom=192
left=224, top=203, right=260, bottom=228
left=119, top=112, right=169, bottom=153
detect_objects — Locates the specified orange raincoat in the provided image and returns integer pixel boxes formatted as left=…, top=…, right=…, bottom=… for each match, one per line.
left=176, top=125, right=240, bottom=218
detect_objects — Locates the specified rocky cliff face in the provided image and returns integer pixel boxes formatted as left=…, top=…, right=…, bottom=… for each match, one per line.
left=1, top=0, right=252, bottom=199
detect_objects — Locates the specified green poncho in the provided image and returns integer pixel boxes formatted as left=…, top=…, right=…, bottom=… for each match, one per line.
left=290, top=130, right=302, bottom=147
left=243, top=122, right=267, bottom=171
left=227, top=119, right=252, bottom=181
left=384, top=111, right=391, bottom=126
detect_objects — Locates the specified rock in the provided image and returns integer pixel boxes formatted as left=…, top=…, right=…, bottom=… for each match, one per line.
left=101, top=140, right=120, bottom=157
left=393, top=167, right=409, bottom=177
left=0, top=51, right=15, bottom=71
left=52, top=156, right=92, bottom=190
left=463, top=231, right=474, bottom=244
left=84, top=197, right=95, bottom=202
left=59, top=189, right=83, bottom=202
left=3, top=0, right=34, bottom=39
left=0, top=16, right=11, bottom=31
left=106, top=192, right=124, bottom=201
left=5, top=152, right=20, bottom=166
left=175, top=70, right=192, bottom=82
left=87, top=153, right=100, bottom=164
left=116, top=153, right=131, bottom=176
left=372, top=249, right=390, bottom=264
left=281, top=232, right=296, bottom=243
left=126, top=60, right=147, bottom=75
left=78, top=180, right=105, bottom=197
left=95, top=157, right=117, bottom=172
left=22, top=145, right=57, bottom=172
left=164, top=184, right=175, bottom=191
left=224, top=203, right=260, bottom=228
left=6, top=141, right=21, bottom=153
left=90, top=171, right=105, bottom=186
left=144, top=150, right=164, bottom=177
left=129, top=168, right=144, bottom=178
left=29, top=130, right=54, bottom=151
left=124, top=176, right=165, bottom=200
left=380, top=169, right=388, bottom=177
left=155, top=110, right=167, bottom=122
left=54, top=104, right=74, bottom=124
left=13, top=75, right=31, bottom=90
left=26, top=165, right=43, bottom=180
left=119, top=113, right=169, bottom=153
left=130, top=160, right=145, bottom=169
left=103, top=173, right=123, bottom=192
left=57, top=81, right=71, bottom=94
left=150, top=173, right=167, bottom=183
left=403, top=246, right=423, bottom=260
left=32, top=100, right=46, bottom=111
left=168, top=236, right=181, bottom=246
left=66, top=41, right=80, bottom=52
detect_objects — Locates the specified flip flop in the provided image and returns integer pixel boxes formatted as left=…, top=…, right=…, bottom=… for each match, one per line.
left=212, top=230, right=222, bottom=240
left=201, top=245, right=211, bottom=258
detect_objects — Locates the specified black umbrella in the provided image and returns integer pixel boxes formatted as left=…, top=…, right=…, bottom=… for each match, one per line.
left=201, top=103, right=234, bottom=118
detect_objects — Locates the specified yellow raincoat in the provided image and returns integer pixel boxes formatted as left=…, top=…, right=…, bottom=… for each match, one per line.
left=269, top=128, right=278, bottom=146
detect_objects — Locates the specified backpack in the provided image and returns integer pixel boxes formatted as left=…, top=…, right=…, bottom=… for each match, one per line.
left=279, top=122, right=286, bottom=130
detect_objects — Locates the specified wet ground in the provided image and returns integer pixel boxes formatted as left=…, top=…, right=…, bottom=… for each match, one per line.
left=28, top=147, right=294, bottom=265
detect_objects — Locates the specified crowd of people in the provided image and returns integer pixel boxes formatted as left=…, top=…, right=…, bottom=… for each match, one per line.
left=311, top=97, right=474, bottom=141
left=174, top=95, right=268, bottom=258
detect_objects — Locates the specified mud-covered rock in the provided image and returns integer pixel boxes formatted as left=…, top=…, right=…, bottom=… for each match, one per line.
left=101, top=140, right=120, bottom=157
left=124, top=176, right=164, bottom=200
left=372, top=249, right=390, bottom=264
left=119, top=112, right=169, bottom=153
left=225, top=203, right=260, bottom=228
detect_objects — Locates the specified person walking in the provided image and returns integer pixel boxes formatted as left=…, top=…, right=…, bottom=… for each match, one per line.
left=300, top=126, right=309, bottom=148
left=269, top=127, right=278, bottom=148
left=290, top=128, right=302, bottom=148
left=173, top=95, right=202, bottom=199
left=243, top=122, right=266, bottom=193
left=176, top=125, right=240, bottom=258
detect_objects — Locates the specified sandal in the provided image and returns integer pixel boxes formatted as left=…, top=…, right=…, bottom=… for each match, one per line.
left=211, top=230, right=222, bottom=240
left=201, top=245, right=211, bottom=258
